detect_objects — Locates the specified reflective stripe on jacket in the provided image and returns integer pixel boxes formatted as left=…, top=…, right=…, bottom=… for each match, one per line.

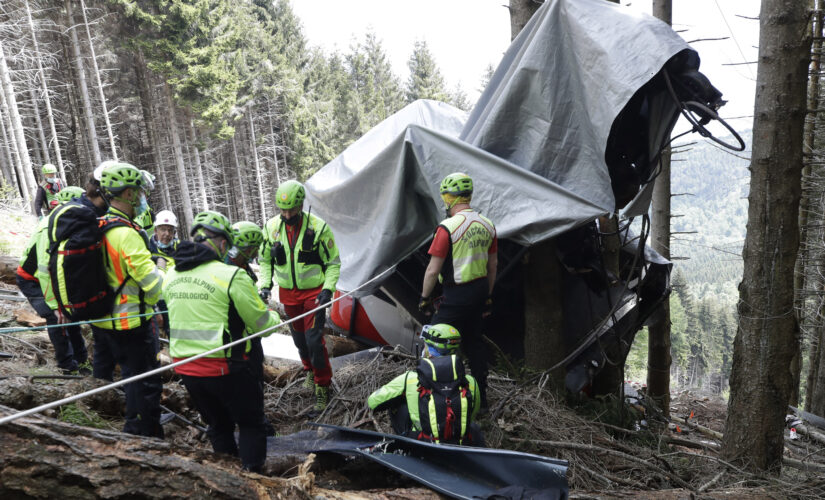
left=94, top=207, right=163, bottom=331
left=367, top=358, right=480, bottom=440
left=439, top=209, right=495, bottom=285
left=164, top=259, right=280, bottom=373
left=259, top=212, right=340, bottom=291
left=17, top=218, right=56, bottom=308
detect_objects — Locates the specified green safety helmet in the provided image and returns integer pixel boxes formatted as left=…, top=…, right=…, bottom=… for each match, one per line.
left=421, top=323, right=462, bottom=354
left=55, top=186, right=85, bottom=203
left=231, top=221, right=264, bottom=248
left=42, top=163, right=58, bottom=176
left=191, top=210, right=234, bottom=246
left=439, top=172, right=473, bottom=196
left=99, top=162, right=144, bottom=196
left=140, top=170, right=156, bottom=192
left=275, top=180, right=306, bottom=210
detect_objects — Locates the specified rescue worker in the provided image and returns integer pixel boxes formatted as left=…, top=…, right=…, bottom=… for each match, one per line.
left=33, top=163, right=63, bottom=218
left=16, top=187, right=89, bottom=374
left=134, top=170, right=156, bottom=237
left=367, top=323, right=484, bottom=446
left=419, top=173, right=497, bottom=409
left=148, top=210, right=180, bottom=269
left=259, top=180, right=340, bottom=412
left=164, top=211, right=281, bottom=472
left=147, top=209, right=179, bottom=338
left=227, top=221, right=266, bottom=379
left=92, top=161, right=164, bottom=438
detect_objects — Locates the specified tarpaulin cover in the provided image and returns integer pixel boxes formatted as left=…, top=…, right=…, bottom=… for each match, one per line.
left=305, top=0, right=693, bottom=293
left=268, top=424, right=569, bottom=500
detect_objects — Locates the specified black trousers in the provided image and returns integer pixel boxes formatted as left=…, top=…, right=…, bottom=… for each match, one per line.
left=432, top=280, right=489, bottom=406
left=19, top=284, right=87, bottom=372
left=182, top=369, right=268, bottom=472
left=91, top=324, right=163, bottom=438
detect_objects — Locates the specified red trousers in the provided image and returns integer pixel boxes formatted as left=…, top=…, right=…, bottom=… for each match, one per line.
left=284, top=298, right=332, bottom=386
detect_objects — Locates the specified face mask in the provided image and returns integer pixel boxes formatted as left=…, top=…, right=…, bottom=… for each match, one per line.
left=157, top=239, right=172, bottom=250
left=282, top=213, right=301, bottom=226
left=46, top=177, right=56, bottom=184
left=136, top=192, right=149, bottom=216
left=227, top=246, right=240, bottom=260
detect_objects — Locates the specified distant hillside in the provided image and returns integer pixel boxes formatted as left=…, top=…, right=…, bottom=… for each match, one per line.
left=668, top=129, right=751, bottom=304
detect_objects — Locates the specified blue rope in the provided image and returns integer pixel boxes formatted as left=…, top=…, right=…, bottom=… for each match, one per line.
left=0, top=310, right=167, bottom=335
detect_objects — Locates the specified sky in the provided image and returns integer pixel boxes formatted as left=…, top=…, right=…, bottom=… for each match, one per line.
left=291, top=0, right=760, bottom=128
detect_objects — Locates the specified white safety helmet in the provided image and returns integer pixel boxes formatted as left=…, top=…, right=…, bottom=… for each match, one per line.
left=155, top=210, right=178, bottom=228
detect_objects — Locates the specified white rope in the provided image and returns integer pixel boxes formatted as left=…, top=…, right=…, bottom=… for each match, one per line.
left=0, top=267, right=394, bottom=426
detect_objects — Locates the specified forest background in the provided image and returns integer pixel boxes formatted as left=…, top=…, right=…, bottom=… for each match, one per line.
left=0, top=0, right=763, bottom=401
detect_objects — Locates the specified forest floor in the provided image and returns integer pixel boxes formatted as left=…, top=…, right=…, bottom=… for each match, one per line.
left=1, top=206, right=824, bottom=499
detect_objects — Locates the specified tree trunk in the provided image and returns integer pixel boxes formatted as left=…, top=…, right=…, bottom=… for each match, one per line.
left=646, top=0, right=673, bottom=418
left=79, top=0, right=117, bottom=161
left=523, top=239, right=566, bottom=390
left=508, top=0, right=541, bottom=41
left=65, top=0, right=102, bottom=167
left=25, top=0, right=65, bottom=182
left=0, top=114, right=13, bottom=186
left=0, top=105, right=25, bottom=199
left=187, top=116, right=208, bottom=210
left=163, top=83, right=194, bottom=231
left=28, top=88, right=49, bottom=167
left=800, top=2, right=825, bottom=413
left=248, top=113, right=267, bottom=223
left=134, top=51, right=173, bottom=212
left=0, top=41, right=34, bottom=203
left=721, top=0, right=812, bottom=472
left=232, top=135, right=249, bottom=220
left=267, top=98, right=282, bottom=184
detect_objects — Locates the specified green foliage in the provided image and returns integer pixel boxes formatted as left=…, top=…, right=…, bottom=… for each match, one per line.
left=58, top=403, right=110, bottom=429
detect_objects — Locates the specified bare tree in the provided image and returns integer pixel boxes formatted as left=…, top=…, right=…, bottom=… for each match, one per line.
left=647, top=0, right=673, bottom=417
left=79, top=0, right=116, bottom=160
left=65, top=0, right=102, bottom=167
left=0, top=40, right=34, bottom=203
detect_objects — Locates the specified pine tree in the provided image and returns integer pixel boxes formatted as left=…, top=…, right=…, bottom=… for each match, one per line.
left=405, top=40, right=449, bottom=103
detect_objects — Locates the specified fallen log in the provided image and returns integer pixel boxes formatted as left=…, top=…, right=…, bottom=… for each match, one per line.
left=0, top=404, right=315, bottom=499
left=0, top=376, right=124, bottom=417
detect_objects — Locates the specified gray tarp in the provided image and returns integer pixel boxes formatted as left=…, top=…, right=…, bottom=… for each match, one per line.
left=306, top=0, right=694, bottom=293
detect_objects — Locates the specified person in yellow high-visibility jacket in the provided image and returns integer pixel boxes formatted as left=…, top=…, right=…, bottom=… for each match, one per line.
left=91, top=161, right=165, bottom=438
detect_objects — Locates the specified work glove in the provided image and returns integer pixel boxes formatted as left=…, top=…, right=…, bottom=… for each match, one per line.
left=259, top=288, right=271, bottom=303
left=317, top=289, right=333, bottom=306
left=418, top=296, right=434, bottom=316
left=482, top=297, right=493, bottom=318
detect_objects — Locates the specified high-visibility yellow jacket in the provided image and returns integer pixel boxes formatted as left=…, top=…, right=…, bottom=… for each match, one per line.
left=259, top=212, right=340, bottom=292
left=93, top=206, right=163, bottom=331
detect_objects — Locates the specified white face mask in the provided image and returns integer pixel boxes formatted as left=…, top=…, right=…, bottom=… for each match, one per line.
left=46, top=177, right=57, bottom=184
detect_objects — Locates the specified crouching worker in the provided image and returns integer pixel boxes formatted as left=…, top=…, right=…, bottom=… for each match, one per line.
left=164, top=211, right=281, bottom=473
left=367, top=323, right=485, bottom=446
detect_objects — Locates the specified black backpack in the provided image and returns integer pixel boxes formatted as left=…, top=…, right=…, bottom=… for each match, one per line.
left=415, top=355, right=474, bottom=444
left=46, top=203, right=130, bottom=321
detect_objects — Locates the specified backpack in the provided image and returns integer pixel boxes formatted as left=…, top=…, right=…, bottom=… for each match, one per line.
left=415, top=355, right=474, bottom=444
left=46, top=203, right=132, bottom=321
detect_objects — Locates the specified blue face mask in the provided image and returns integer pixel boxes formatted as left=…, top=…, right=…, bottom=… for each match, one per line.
left=157, top=239, right=172, bottom=250
left=136, top=192, right=149, bottom=216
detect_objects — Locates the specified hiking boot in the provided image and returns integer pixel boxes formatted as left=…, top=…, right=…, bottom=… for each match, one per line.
left=315, top=385, right=330, bottom=412
left=302, top=370, right=315, bottom=389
